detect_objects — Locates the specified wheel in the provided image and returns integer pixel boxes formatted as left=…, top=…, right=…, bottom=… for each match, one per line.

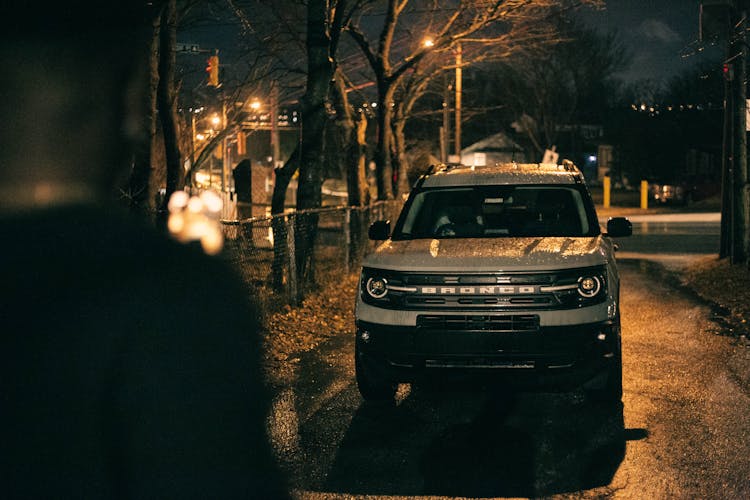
left=587, top=319, right=623, bottom=407
left=355, top=341, right=397, bottom=402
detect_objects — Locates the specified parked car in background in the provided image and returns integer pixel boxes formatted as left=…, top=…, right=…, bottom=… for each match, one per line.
left=650, top=175, right=720, bottom=206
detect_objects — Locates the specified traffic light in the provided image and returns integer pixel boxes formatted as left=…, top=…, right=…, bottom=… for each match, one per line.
left=206, top=54, right=219, bottom=87
left=723, top=62, right=734, bottom=81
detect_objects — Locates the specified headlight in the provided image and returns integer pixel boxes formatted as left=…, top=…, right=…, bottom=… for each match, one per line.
left=577, top=275, right=603, bottom=298
left=365, top=276, right=388, bottom=299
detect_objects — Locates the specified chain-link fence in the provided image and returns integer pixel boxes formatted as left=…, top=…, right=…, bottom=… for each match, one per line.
left=219, top=200, right=403, bottom=313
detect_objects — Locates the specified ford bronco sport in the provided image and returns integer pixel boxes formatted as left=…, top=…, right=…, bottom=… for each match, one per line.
left=355, top=161, right=632, bottom=404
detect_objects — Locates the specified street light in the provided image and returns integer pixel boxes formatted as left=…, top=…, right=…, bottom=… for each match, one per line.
left=244, top=90, right=281, bottom=168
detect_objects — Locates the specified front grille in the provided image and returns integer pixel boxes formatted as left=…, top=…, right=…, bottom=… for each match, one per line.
left=417, top=314, right=539, bottom=332
left=406, top=296, right=552, bottom=308
left=362, top=267, right=607, bottom=311
left=402, top=274, right=553, bottom=285
left=424, top=358, right=536, bottom=369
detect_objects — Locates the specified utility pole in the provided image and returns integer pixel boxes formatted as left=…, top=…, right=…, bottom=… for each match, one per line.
left=706, top=0, right=750, bottom=264
left=441, top=75, right=450, bottom=163
left=454, top=42, right=462, bottom=158
left=730, top=1, right=749, bottom=264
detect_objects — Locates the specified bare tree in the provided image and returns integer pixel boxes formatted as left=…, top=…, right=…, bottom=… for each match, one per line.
left=128, top=7, right=163, bottom=218
left=499, top=18, right=629, bottom=158
left=158, top=0, right=184, bottom=225
left=233, top=0, right=354, bottom=290
left=345, top=0, right=601, bottom=199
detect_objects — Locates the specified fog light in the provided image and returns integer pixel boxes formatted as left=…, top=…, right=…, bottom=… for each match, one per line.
left=597, top=332, right=607, bottom=341
left=360, top=331, right=371, bottom=343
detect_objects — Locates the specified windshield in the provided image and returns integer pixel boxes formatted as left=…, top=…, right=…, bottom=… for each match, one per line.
left=392, top=185, right=599, bottom=240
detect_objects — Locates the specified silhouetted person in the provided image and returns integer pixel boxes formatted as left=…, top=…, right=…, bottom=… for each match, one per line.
left=0, top=2, right=288, bottom=498
left=233, top=159, right=254, bottom=219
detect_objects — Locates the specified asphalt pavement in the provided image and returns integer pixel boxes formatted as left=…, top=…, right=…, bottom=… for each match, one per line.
left=601, top=211, right=721, bottom=270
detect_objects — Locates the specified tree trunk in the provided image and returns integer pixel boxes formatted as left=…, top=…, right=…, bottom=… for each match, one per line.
left=129, top=7, right=161, bottom=220
left=294, top=0, right=334, bottom=288
left=349, top=111, right=370, bottom=207
left=330, top=70, right=369, bottom=207
left=348, top=111, right=370, bottom=266
left=374, top=84, right=395, bottom=200
left=330, top=73, right=371, bottom=266
left=157, top=0, right=182, bottom=228
left=392, top=118, right=410, bottom=197
left=271, top=147, right=300, bottom=291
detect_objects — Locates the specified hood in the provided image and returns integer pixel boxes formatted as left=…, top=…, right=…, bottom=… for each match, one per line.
left=363, top=236, right=610, bottom=273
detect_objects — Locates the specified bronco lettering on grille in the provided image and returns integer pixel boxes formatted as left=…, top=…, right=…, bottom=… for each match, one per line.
left=419, top=286, right=538, bottom=295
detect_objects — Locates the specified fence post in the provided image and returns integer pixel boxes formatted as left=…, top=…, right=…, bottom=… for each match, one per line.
left=286, top=215, right=298, bottom=306
left=344, top=208, right=351, bottom=273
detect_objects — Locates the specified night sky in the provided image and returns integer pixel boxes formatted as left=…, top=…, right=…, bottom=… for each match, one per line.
left=179, top=1, right=723, bottom=96
left=579, top=0, right=723, bottom=85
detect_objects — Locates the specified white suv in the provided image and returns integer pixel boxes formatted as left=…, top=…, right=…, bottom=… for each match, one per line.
left=355, top=162, right=632, bottom=404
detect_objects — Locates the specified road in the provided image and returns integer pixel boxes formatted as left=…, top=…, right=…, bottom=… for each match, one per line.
left=268, top=212, right=750, bottom=499
left=603, top=212, right=721, bottom=269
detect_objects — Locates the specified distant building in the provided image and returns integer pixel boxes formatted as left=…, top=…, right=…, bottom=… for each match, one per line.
left=460, top=131, right=529, bottom=166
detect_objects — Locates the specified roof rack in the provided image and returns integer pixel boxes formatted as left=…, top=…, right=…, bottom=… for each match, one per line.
left=561, top=159, right=579, bottom=172
left=424, top=162, right=463, bottom=175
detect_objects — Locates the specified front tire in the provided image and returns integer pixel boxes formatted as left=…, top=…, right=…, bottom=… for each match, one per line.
left=587, top=355, right=623, bottom=406
left=587, top=319, right=623, bottom=407
left=355, top=341, right=397, bottom=402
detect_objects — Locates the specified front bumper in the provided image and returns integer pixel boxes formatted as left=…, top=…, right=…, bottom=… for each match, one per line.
left=356, top=318, right=620, bottom=391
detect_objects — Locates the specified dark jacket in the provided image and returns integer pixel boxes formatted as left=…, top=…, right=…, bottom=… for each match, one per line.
left=1, top=204, right=288, bottom=499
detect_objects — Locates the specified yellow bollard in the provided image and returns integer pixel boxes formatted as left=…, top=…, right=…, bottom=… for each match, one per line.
left=603, top=176, right=611, bottom=208
left=640, top=180, right=648, bottom=209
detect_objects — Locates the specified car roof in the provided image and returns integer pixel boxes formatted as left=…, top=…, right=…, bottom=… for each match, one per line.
left=419, top=162, right=584, bottom=188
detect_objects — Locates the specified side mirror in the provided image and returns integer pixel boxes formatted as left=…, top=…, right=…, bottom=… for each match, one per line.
left=368, top=220, right=391, bottom=240
left=606, top=217, right=632, bottom=237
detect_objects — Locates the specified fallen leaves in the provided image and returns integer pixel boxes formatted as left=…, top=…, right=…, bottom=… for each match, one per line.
left=261, top=273, right=360, bottom=387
